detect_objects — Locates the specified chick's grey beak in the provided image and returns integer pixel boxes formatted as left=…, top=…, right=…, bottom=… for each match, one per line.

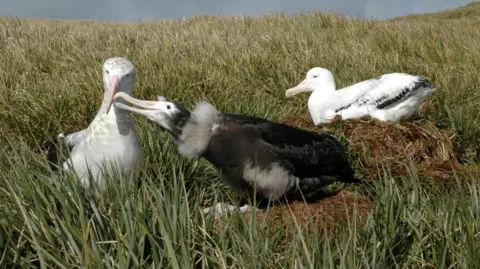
left=113, top=92, right=163, bottom=118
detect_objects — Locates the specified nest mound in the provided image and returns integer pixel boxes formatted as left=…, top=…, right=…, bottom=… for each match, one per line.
left=241, top=191, right=372, bottom=236
left=281, top=115, right=473, bottom=181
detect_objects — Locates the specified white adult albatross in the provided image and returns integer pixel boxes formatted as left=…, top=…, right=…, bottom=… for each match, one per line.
left=48, top=57, right=144, bottom=188
left=285, top=67, right=437, bottom=125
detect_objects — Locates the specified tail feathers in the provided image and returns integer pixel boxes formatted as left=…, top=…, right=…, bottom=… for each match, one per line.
left=297, top=176, right=337, bottom=194
left=298, top=175, right=362, bottom=191
left=346, top=177, right=362, bottom=184
left=417, top=75, right=431, bottom=83
left=42, top=135, right=71, bottom=171
left=289, top=175, right=363, bottom=203
left=422, top=87, right=437, bottom=97
left=416, top=76, right=436, bottom=96
left=290, top=176, right=339, bottom=203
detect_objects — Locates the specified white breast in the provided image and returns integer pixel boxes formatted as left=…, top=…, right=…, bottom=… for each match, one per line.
left=64, top=116, right=144, bottom=187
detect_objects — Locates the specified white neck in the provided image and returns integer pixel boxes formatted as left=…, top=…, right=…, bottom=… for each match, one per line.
left=308, top=78, right=337, bottom=103
left=320, top=76, right=337, bottom=93
left=306, top=78, right=338, bottom=125
left=92, top=92, right=133, bottom=124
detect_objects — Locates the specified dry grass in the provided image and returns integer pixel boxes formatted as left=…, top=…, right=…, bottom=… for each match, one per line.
left=1, top=3, right=480, bottom=268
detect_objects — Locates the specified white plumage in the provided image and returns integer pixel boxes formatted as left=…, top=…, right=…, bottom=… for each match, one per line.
left=285, top=67, right=437, bottom=125
left=54, top=57, right=144, bottom=188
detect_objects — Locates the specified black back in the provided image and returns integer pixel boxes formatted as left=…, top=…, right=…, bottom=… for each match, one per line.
left=203, top=113, right=357, bottom=183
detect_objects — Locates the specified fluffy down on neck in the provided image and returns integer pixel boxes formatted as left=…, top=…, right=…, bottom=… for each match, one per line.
left=177, top=102, right=218, bottom=158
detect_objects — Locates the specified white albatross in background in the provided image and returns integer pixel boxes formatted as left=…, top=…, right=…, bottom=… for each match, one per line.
left=285, top=67, right=437, bottom=125
left=47, top=57, right=144, bottom=188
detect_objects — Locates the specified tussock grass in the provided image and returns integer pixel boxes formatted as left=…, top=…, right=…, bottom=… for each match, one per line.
left=1, top=3, right=480, bottom=267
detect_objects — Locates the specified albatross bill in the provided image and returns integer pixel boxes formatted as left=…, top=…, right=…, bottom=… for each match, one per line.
left=114, top=92, right=167, bottom=119
left=285, top=78, right=309, bottom=97
left=105, top=75, right=120, bottom=114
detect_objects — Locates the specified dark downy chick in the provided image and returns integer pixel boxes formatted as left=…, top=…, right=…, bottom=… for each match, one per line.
left=114, top=92, right=360, bottom=209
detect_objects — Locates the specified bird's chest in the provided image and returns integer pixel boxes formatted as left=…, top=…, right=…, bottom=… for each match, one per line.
left=77, top=121, right=141, bottom=162
left=308, top=93, right=335, bottom=119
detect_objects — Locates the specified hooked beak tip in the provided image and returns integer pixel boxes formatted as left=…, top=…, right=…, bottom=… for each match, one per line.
left=285, top=80, right=307, bottom=98
left=106, top=100, right=114, bottom=114
left=285, top=88, right=300, bottom=98
left=113, top=92, right=163, bottom=112
left=114, top=91, right=128, bottom=101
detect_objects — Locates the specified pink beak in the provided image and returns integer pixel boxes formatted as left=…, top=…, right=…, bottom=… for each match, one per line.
left=105, top=75, right=120, bottom=114
left=285, top=79, right=308, bottom=98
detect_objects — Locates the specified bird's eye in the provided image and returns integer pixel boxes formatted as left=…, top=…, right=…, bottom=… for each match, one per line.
left=167, top=105, right=171, bottom=110
left=125, top=74, right=130, bottom=77
left=106, top=70, right=109, bottom=74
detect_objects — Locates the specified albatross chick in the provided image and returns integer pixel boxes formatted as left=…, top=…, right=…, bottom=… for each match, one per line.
left=113, top=92, right=360, bottom=215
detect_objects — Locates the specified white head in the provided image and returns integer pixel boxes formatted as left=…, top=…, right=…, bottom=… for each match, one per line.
left=102, top=57, right=136, bottom=114
left=285, top=67, right=335, bottom=98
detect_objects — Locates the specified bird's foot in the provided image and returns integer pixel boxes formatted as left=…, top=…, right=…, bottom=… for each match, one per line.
left=202, top=203, right=258, bottom=218
left=202, top=202, right=237, bottom=217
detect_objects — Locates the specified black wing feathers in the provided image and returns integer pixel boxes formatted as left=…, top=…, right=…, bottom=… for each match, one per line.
left=336, top=76, right=432, bottom=112
left=225, top=115, right=357, bottom=183
left=375, top=76, right=431, bottom=109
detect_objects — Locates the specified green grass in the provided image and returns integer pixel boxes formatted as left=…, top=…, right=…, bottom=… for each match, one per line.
left=1, top=2, right=480, bottom=268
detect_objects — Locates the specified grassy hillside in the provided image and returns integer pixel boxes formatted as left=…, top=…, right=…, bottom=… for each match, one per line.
left=0, top=3, right=480, bottom=268
left=394, top=2, right=480, bottom=21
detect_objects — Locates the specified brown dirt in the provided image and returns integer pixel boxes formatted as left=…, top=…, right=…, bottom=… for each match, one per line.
left=242, top=191, right=371, bottom=230
left=237, top=191, right=372, bottom=241
left=209, top=191, right=372, bottom=243
left=282, top=115, right=478, bottom=181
